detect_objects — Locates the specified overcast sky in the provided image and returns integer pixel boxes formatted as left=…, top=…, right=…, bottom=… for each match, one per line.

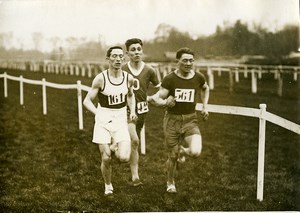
left=0, top=0, right=298, bottom=50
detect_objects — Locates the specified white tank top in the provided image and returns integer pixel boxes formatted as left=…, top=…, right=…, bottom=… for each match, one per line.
left=98, top=70, right=129, bottom=109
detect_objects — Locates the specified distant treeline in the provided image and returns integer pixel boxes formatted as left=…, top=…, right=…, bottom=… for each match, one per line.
left=0, top=20, right=298, bottom=65
left=143, top=21, right=298, bottom=65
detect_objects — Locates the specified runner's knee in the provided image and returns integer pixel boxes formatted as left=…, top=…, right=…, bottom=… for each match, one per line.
left=118, top=142, right=131, bottom=162
left=102, top=155, right=111, bottom=164
left=131, top=138, right=139, bottom=150
left=190, top=148, right=201, bottom=157
left=119, top=155, right=130, bottom=163
left=168, top=148, right=178, bottom=161
left=187, top=134, right=202, bottom=157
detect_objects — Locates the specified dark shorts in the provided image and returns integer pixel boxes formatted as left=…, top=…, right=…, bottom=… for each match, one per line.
left=163, top=112, right=200, bottom=148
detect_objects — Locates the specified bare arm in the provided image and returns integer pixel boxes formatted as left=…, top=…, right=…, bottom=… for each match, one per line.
left=83, top=75, right=102, bottom=115
left=147, top=87, right=175, bottom=108
left=127, top=74, right=137, bottom=121
left=200, top=82, right=210, bottom=120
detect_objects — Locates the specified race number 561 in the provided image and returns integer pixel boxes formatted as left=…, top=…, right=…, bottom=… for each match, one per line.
left=175, top=89, right=195, bottom=102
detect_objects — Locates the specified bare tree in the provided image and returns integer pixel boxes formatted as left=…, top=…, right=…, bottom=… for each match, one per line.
left=0, top=32, right=14, bottom=49
left=48, top=36, right=62, bottom=50
left=32, top=32, right=44, bottom=50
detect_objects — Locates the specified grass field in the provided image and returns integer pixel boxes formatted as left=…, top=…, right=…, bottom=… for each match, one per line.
left=0, top=69, right=299, bottom=212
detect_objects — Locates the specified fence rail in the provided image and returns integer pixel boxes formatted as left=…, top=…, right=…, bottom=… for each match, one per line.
left=1, top=62, right=299, bottom=98
left=0, top=72, right=88, bottom=129
left=1, top=72, right=299, bottom=202
left=195, top=103, right=300, bottom=202
left=195, top=103, right=300, bottom=134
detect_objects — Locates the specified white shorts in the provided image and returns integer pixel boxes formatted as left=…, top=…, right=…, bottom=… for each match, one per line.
left=92, top=106, right=130, bottom=144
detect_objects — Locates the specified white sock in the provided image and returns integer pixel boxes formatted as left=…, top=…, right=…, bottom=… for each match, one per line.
left=105, top=183, right=113, bottom=190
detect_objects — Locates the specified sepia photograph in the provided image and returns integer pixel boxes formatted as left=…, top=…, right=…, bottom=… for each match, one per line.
left=0, top=0, right=299, bottom=212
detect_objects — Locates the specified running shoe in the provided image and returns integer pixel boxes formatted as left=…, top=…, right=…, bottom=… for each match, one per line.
left=177, top=155, right=186, bottom=163
left=132, top=179, right=143, bottom=187
left=166, top=183, right=177, bottom=193
left=104, top=184, right=114, bottom=196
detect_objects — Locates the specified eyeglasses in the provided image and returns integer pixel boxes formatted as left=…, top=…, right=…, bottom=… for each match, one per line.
left=111, top=54, right=124, bottom=59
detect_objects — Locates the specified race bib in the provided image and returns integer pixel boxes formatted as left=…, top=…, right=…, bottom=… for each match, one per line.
left=137, top=101, right=149, bottom=114
left=108, top=93, right=126, bottom=105
left=175, top=88, right=195, bottom=102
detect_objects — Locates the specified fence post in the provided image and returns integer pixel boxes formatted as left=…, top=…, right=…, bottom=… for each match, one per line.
left=218, top=67, right=222, bottom=76
left=229, top=70, right=234, bottom=92
left=70, top=64, right=74, bottom=75
left=293, top=69, right=298, bottom=81
left=244, top=66, right=248, bottom=78
left=277, top=72, right=283, bottom=97
left=257, top=103, right=267, bottom=201
left=87, top=64, right=92, bottom=78
left=20, top=75, right=24, bottom=105
left=42, top=78, right=47, bottom=115
left=235, top=68, right=239, bottom=82
left=274, top=69, right=279, bottom=80
left=4, top=72, right=7, bottom=97
left=81, top=66, right=86, bottom=77
left=75, top=65, right=79, bottom=76
left=43, top=63, right=47, bottom=73
left=258, top=66, right=262, bottom=79
left=207, top=67, right=214, bottom=90
left=77, top=80, right=84, bottom=130
left=140, top=124, right=146, bottom=155
left=251, top=70, right=257, bottom=94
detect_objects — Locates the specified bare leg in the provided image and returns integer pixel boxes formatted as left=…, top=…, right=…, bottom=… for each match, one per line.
left=99, top=144, right=112, bottom=184
left=183, top=134, right=202, bottom=157
left=166, top=156, right=177, bottom=184
left=166, top=146, right=178, bottom=193
left=128, top=122, right=140, bottom=181
left=116, top=139, right=131, bottom=163
left=99, top=144, right=114, bottom=195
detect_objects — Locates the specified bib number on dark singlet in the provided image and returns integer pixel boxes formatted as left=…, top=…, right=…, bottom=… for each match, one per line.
left=137, top=101, right=149, bottom=114
left=108, top=93, right=126, bottom=105
left=174, top=89, right=195, bottom=102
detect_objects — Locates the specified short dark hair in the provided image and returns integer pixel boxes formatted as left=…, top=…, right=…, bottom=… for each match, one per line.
left=106, top=46, right=123, bottom=57
left=176, top=47, right=195, bottom=59
left=125, top=38, right=143, bottom=50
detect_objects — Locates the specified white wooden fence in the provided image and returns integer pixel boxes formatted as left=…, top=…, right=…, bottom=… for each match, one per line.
left=195, top=103, right=300, bottom=202
left=203, top=65, right=300, bottom=96
left=1, top=60, right=299, bottom=96
left=0, top=72, right=90, bottom=130
left=156, top=64, right=300, bottom=96
left=1, top=72, right=300, bottom=202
